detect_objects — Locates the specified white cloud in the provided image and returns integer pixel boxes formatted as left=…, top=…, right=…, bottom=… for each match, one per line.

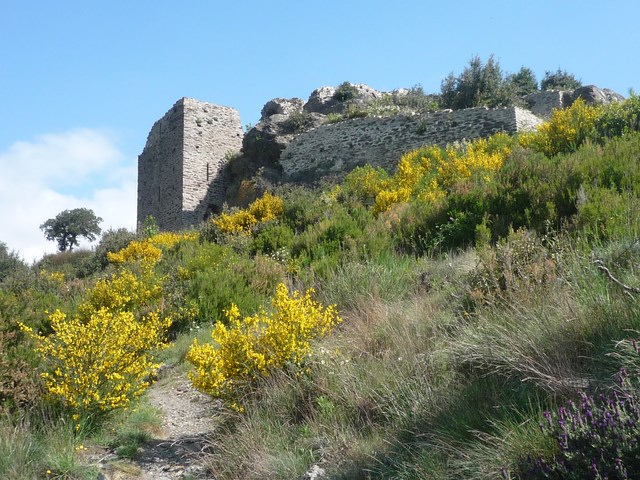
left=0, top=129, right=137, bottom=263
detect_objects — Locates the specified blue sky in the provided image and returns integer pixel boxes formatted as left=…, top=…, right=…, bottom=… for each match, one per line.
left=2, top=0, right=639, bottom=261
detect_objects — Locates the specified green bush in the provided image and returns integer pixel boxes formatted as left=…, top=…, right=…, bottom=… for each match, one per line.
left=175, top=242, right=283, bottom=323
left=282, top=110, right=315, bottom=133
left=506, top=67, right=539, bottom=97
left=594, top=94, right=640, bottom=141
left=250, top=223, right=295, bottom=256
left=0, top=242, right=27, bottom=283
left=540, top=68, right=582, bottom=91
left=93, top=228, right=139, bottom=271
left=440, top=55, right=515, bottom=109
left=576, top=186, right=640, bottom=241
left=333, top=81, right=359, bottom=102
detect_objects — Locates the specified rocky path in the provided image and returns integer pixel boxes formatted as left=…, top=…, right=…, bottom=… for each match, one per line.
left=99, top=369, right=220, bottom=480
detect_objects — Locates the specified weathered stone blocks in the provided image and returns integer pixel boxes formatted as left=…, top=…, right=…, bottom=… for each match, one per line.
left=279, top=107, right=542, bottom=181
left=137, top=98, right=243, bottom=231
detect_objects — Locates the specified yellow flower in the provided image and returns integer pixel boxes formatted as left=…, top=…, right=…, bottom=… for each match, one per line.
left=213, top=192, right=284, bottom=234
left=187, top=283, right=341, bottom=410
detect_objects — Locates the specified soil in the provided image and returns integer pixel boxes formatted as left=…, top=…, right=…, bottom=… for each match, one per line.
left=96, top=367, right=221, bottom=480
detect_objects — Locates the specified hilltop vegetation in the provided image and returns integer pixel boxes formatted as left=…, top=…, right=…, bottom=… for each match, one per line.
left=2, top=92, right=640, bottom=478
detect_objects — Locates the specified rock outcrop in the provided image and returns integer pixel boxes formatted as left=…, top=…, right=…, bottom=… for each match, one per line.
left=137, top=82, right=626, bottom=227
left=571, top=85, right=625, bottom=106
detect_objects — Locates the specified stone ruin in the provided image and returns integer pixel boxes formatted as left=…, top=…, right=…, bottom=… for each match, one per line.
left=137, top=85, right=623, bottom=231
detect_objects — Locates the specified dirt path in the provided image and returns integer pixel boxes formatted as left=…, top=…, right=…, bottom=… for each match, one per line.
left=99, top=368, right=220, bottom=480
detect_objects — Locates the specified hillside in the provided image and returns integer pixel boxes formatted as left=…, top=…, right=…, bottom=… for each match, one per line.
left=2, top=92, right=640, bottom=479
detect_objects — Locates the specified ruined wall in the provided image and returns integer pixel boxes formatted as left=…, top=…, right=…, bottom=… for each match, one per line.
left=279, top=107, right=542, bottom=181
left=137, top=98, right=243, bottom=231
left=137, top=100, right=185, bottom=231
left=181, top=98, right=243, bottom=227
left=525, top=90, right=572, bottom=119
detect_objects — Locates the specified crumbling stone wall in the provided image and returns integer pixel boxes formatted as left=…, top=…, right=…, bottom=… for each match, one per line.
left=137, top=98, right=243, bottom=231
left=279, top=107, right=542, bottom=181
left=525, top=90, right=571, bottom=118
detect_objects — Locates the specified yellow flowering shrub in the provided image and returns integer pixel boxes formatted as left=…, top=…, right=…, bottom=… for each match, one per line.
left=518, top=98, right=602, bottom=156
left=77, top=269, right=162, bottom=318
left=40, top=269, right=65, bottom=284
left=343, top=165, right=393, bottom=204
left=149, top=231, right=198, bottom=249
left=371, top=133, right=511, bottom=214
left=187, top=283, right=342, bottom=409
left=107, top=232, right=197, bottom=268
left=20, top=230, right=192, bottom=420
left=21, top=308, right=170, bottom=417
left=107, top=241, right=162, bottom=269
left=213, top=192, right=285, bottom=234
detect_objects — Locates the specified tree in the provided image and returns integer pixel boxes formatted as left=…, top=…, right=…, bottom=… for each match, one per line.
left=40, top=208, right=103, bottom=252
left=540, top=68, right=582, bottom=91
left=506, top=67, right=539, bottom=97
left=440, top=55, right=514, bottom=109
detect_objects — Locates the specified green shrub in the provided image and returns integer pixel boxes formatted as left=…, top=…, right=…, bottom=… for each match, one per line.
left=540, top=68, right=582, bottom=91
left=0, top=242, right=27, bottom=283
left=576, top=186, right=640, bottom=241
left=333, top=81, right=359, bottom=102
left=176, top=242, right=281, bottom=323
left=36, top=250, right=95, bottom=280
left=519, top=98, right=602, bottom=157
left=251, top=223, right=295, bottom=256
left=440, top=55, right=515, bottom=109
left=594, top=94, right=640, bottom=141
left=92, top=228, right=139, bottom=271
left=506, top=67, right=539, bottom=97
left=467, top=228, right=558, bottom=305
left=345, top=103, right=368, bottom=119
left=282, top=110, right=315, bottom=133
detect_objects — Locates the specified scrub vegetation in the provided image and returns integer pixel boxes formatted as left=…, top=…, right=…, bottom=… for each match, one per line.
left=2, top=74, right=640, bottom=478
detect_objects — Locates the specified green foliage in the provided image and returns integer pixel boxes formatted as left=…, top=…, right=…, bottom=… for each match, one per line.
left=345, top=103, right=368, bottom=119
left=0, top=241, right=27, bottom=283
left=506, top=66, right=539, bottom=97
left=387, top=85, right=440, bottom=112
left=576, top=186, right=640, bottom=241
left=519, top=98, right=602, bottom=156
left=440, top=55, right=514, bottom=109
left=282, top=110, right=315, bottom=133
left=333, top=81, right=359, bottom=102
left=172, top=241, right=283, bottom=325
left=594, top=93, right=640, bottom=141
left=40, top=208, right=103, bottom=252
left=467, top=228, right=558, bottom=305
left=187, top=283, right=341, bottom=410
left=140, top=215, right=159, bottom=238
left=90, top=227, right=139, bottom=273
left=251, top=223, right=295, bottom=256
left=540, top=68, right=582, bottom=91
left=37, top=249, right=95, bottom=280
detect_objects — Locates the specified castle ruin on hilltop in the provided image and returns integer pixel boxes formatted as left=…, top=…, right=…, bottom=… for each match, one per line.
left=137, top=84, right=622, bottom=231
left=137, top=98, right=243, bottom=231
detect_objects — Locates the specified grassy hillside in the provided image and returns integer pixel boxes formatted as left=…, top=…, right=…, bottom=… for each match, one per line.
left=2, top=95, right=640, bottom=479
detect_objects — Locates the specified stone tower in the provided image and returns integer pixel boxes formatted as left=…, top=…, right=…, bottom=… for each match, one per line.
left=137, top=98, right=243, bottom=231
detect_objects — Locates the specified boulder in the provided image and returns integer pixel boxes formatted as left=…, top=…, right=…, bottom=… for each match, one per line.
left=302, top=464, right=326, bottom=480
left=570, top=85, right=625, bottom=106
left=303, top=86, right=339, bottom=114
left=260, top=97, right=304, bottom=121
left=303, top=83, right=383, bottom=115
left=242, top=112, right=325, bottom=167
